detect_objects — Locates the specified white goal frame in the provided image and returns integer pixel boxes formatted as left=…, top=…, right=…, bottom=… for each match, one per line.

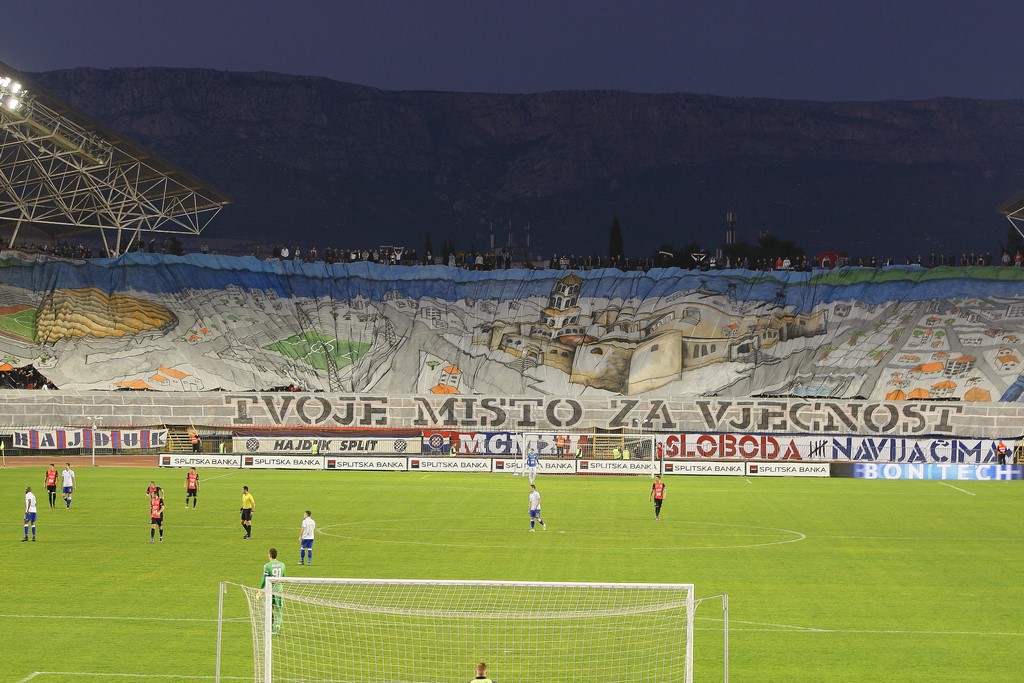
left=515, top=432, right=658, bottom=474
left=222, top=577, right=698, bottom=683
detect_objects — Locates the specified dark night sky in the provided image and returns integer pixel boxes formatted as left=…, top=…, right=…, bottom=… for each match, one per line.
left=7, top=0, right=1024, bottom=100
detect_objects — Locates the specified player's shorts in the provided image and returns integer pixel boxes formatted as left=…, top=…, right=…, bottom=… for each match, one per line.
left=62, top=486, right=73, bottom=494
left=186, top=489, right=198, bottom=497
left=529, top=509, right=541, bottom=519
left=150, top=516, right=163, bottom=525
left=24, top=512, right=37, bottom=522
left=241, top=508, right=253, bottom=521
left=46, top=485, right=56, bottom=493
left=301, top=538, right=314, bottom=549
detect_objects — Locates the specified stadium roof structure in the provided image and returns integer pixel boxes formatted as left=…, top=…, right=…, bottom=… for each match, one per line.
left=0, top=60, right=229, bottom=253
left=999, top=191, right=1024, bottom=241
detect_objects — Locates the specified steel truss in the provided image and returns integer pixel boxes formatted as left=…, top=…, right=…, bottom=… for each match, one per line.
left=0, top=61, right=229, bottom=254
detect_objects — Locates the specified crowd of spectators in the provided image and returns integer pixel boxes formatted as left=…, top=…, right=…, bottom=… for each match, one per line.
left=0, top=365, right=56, bottom=390
left=5, top=238, right=1024, bottom=273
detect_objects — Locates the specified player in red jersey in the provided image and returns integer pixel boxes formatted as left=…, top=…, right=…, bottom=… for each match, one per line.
left=146, top=480, right=159, bottom=497
left=149, top=489, right=164, bottom=543
left=184, top=467, right=200, bottom=509
left=650, top=475, right=666, bottom=521
left=43, top=463, right=58, bottom=509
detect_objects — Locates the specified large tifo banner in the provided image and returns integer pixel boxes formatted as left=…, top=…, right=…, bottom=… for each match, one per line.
left=657, top=434, right=1013, bottom=464
left=14, top=428, right=168, bottom=450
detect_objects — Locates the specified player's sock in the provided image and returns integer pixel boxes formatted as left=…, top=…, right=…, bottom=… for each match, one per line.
left=24, top=523, right=29, bottom=539
left=530, top=520, right=535, bottom=529
left=307, top=551, right=312, bottom=565
left=31, top=526, right=36, bottom=539
left=150, top=528, right=155, bottom=540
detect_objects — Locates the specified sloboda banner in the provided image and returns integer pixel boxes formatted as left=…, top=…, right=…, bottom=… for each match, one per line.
left=658, top=434, right=1013, bottom=464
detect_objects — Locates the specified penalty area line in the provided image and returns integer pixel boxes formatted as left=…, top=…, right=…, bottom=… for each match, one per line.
left=938, top=482, right=976, bottom=496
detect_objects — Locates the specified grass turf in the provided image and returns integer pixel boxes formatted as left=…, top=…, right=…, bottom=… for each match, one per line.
left=2, top=467, right=1022, bottom=682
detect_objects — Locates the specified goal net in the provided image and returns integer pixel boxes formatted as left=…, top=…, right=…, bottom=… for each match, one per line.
left=514, top=432, right=657, bottom=474
left=234, top=578, right=695, bottom=683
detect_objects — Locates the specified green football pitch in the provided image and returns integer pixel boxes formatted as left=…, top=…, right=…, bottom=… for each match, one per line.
left=2, top=467, right=1022, bottom=682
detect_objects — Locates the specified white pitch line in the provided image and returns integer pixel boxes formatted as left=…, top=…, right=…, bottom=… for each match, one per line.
left=723, top=618, right=1023, bottom=637
left=19, top=673, right=248, bottom=681
left=939, top=482, right=976, bottom=496
left=202, top=470, right=240, bottom=482
left=0, top=614, right=245, bottom=626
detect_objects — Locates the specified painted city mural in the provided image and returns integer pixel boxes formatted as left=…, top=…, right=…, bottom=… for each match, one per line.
left=1, top=252, right=1024, bottom=403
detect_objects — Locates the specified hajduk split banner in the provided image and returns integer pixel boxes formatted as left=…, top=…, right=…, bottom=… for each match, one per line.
left=14, top=428, right=168, bottom=450
left=233, top=435, right=422, bottom=455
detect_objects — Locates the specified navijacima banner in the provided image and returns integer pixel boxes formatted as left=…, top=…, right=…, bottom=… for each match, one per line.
left=657, top=434, right=1014, bottom=464
left=14, top=428, right=168, bottom=450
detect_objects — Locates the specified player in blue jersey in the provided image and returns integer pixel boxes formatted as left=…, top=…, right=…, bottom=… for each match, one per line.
left=23, top=487, right=37, bottom=541
left=526, top=449, right=539, bottom=484
left=61, top=463, right=75, bottom=509
left=528, top=485, right=546, bottom=532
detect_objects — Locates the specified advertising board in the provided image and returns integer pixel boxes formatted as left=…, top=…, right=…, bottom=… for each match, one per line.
left=577, top=459, right=660, bottom=475
left=409, top=457, right=493, bottom=472
left=662, top=461, right=745, bottom=476
left=325, top=457, right=408, bottom=471
left=241, top=454, right=326, bottom=470
left=849, top=463, right=1023, bottom=480
left=745, top=462, right=831, bottom=477
left=160, top=454, right=241, bottom=468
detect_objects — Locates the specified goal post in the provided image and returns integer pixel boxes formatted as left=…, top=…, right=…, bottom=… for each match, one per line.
left=232, top=578, right=696, bottom=683
left=516, top=432, right=658, bottom=474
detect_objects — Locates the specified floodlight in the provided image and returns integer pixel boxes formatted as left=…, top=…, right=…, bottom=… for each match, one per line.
left=5, top=96, right=19, bottom=111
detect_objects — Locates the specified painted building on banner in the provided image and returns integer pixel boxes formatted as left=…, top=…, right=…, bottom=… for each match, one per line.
left=474, top=273, right=827, bottom=395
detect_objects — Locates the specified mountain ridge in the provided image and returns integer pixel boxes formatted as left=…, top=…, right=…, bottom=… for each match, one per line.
left=31, top=67, right=1024, bottom=258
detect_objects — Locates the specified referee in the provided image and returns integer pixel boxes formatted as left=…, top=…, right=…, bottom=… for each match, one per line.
left=241, top=485, right=255, bottom=539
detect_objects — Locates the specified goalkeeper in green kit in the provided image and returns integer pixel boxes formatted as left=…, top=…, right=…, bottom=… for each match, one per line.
left=469, top=662, right=495, bottom=682
left=261, top=547, right=285, bottom=634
